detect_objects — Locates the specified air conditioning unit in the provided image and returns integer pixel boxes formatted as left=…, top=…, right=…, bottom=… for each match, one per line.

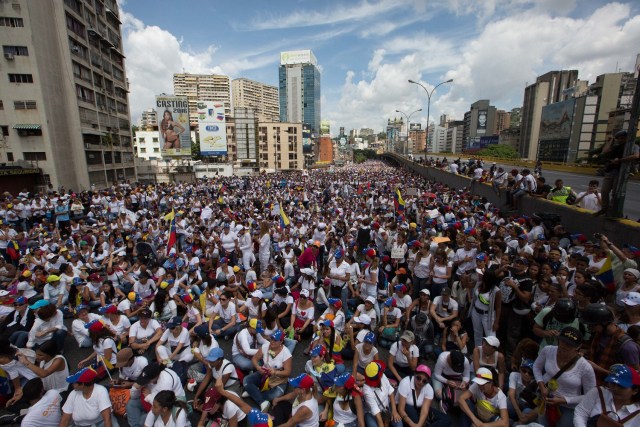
left=4, top=53, right=14, bottom=60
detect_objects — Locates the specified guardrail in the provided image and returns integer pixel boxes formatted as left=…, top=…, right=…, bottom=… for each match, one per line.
left=381, top=153, right=640, bottom=246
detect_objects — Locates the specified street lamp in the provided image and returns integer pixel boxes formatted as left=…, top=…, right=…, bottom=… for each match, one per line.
left=395, top=108, right=422, bottom=155
left=408, top=78, right=453, bottom=156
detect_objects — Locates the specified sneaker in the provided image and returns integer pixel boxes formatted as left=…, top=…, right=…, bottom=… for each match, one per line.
left=260, top=401, right=271, bottom=413
left=241, top=391, right=250, bottom=398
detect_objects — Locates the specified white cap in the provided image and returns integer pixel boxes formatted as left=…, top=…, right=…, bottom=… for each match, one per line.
left=472, top=367, right=494, bottom=385
left=250, top=290, right=264, bottom=299
left=300, top=289, right=310, bottom=298
left=483, top=336, right=500, bottom=348
left=622, top=292, right=640, bottom=307
left=365, top=296, right=376, bottom=304
left=353, top=313, right=372, bottom=325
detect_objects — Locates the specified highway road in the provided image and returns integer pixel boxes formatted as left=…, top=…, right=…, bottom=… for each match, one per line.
left=413, top=155, right=640, bottom=220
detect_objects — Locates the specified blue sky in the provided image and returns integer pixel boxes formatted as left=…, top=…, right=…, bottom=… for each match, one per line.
left=120, top=0, right=640, bottom=134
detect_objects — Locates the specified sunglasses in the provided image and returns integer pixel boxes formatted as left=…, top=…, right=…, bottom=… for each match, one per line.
left=415, top=375, right=428, bottom=384
left=219, top=298, right=228, bottom=302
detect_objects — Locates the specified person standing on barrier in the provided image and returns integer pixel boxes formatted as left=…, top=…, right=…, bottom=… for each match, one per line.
left=596, top=130, right=639, bottom=216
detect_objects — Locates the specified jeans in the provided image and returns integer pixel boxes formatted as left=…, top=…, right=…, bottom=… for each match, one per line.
left=365, top=412, right=383, bottom=427
left=126, top=394, right=146, bottom=427
left=242, top=371, right=286, bottom=406
left=233, top=353, right=254, bottom=372
left=507, top=399, right=534, bottom=424
left=390, top=405, right=450, bottom=427
left=9, top=331, right=28, bottom=348
left=413, top=276, right=430, bottom=299
left=211, top=319, right=240, bottom=338
left=284, top=338, right=297, bottom=354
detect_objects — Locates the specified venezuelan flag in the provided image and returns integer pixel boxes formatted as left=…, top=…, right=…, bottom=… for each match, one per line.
left=595, top=255, right=616, bottom=293
left=280, top=205, right=290, bottom=229
left=394, top=188, right=405, bottom=212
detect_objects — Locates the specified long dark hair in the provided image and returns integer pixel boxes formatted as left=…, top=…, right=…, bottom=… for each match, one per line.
left=160, top=110, right=174, bottom=133
left=89, top=326, right=116, bottom=345
left=154, top=389, right=188, bottom=413
left=154, top=289, right=168, bottom=317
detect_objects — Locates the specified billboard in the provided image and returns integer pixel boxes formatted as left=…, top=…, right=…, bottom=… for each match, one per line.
left=539, top=98, right=575, bottom=141
left=280, top=50, right=317, bottom=66
left=477, top=110, right=487, bottom=133
left=410, top=123, right=422, bottom=131
left=197, top=101, right=227, bottom=156
left=156, top=96, right=191, bottom=157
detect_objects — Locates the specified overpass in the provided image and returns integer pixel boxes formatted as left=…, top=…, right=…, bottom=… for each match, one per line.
left=379, top=152, right=640, bottom=246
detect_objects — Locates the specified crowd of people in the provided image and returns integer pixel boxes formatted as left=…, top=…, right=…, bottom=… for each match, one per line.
left=0, top=159, right=639, bottom=427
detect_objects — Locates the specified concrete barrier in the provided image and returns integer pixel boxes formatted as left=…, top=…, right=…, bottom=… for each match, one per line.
left=381, top=153, right=640, bottom=246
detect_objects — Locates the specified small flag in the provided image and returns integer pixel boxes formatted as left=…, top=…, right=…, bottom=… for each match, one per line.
left=166, top=209, right=177, bottom=252
left=394, top=188, right=405, bottom=212
left=163, top=210, right=175, bottom=221
left=595, top=255, right=615, bottom=293
left=280, top=205, right=290, bottom=229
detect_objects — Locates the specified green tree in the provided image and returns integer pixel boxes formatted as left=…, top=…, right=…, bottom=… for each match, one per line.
left=191, top=138, right=201, bottom=160
left=352, top=149, right=377, bottom=163
left=478, top=144, right=519, bottom=159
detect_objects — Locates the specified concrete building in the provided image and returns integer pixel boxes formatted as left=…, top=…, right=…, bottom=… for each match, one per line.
left=495, top=110, right=511, bottom=135
left=445, top=120, right=465, bottom=153
left=233, top=108, right=258, bottom=168
left=589, top=72, right=636, bottom=150
left=139, top=108, right=157, bottom=130
left=386, top=118, right=403, bottom=153
left=409, top=124, right=426, bottom=153
left=429, top=125, right=447, bottom=153
left=279, top=50, right=321, bottom=135
left=231, top=78, right=279, bottom=123
left=173, top=73, right=231, bottom=127
left=258, top=123, right=303, bottom=171
left=439, top=114, right=452, bottom=127
left=463, top=100, right=497, bottom=150
left=0, top=0, right=136, bottom=191
left=134, top=130, right=196, bottom=160
left=499, top=127, right=521, bottom=152
left=519, top=70, right=579, bottom=160
left=318, top=136, right=333, bottom=163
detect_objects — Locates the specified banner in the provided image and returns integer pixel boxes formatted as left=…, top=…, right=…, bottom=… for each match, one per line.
left=197, top=101, right=227, bottom=156
left=156, top=96, right=191, bottom=157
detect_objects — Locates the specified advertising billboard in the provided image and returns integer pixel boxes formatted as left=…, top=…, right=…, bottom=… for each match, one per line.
left=197, top=101, right=227, bottom=156
left=280, top=50, right=317, bottom=66
left=540, top=98, right=575, bottom=141
left=410, top=123, right=422, bottom=131
left=156, top=96, right=191, bottom=157
left=477, top=110, right=487, bottom=133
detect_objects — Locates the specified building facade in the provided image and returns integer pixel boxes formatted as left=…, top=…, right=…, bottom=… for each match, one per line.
left=258, top=123, right=303, bottom=171
left=318, top=136, right=333, bottom=163
left=139, top=108, right=157, bottom=130
left=519, top=70, right=579, bottom=160
left=173, top=73, right=231, bottom=127
left=0, top=0, right=136, bottom=190
left=231, top=78, right=279, bottom=123
left=462, top=100, right=497, bottom=150
left=279, top=50, right=321, bottom=136
left=445, top=120, right=465, bottom=153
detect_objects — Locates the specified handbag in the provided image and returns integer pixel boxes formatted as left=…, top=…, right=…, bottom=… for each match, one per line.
left=542, top=354, right=581, bottom=427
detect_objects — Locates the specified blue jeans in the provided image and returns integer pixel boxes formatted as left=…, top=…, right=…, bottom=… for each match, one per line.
left=507, top=400, right=534, bottom=424
left=233, top=353, right=254, bottom=372
left=242, top=371, right=286, bottom=406
left=390, top=405, right=450, bottom=427
left=211, top=319, right=240, bottom=338
left=10, top=331, right=28, bottom=348
left=126, top=394, right=146, bottom=427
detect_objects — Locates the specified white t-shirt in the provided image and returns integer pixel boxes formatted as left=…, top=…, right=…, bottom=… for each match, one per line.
left=21, top=389, right=62, bottom=427
left=577, top=191, right=601, bottom=212
left=120, top=356, right=148, bottom=381
left=213, top=302, right=237, bottom=323
left=104, top=315, right=131, bottom=337
left=363, top=375, right=394, bottom=416
left=129, top=319, right=162, bottom=341
left=395, top=376, right=434, bottom=407
left=221, top=391, right=247, bottom=422
left=389, top=342, right=419, bottom=367
left=260, top=342, right=292, bottom=370
left=160, top=327, right=190, bottom=349
left=62, top=384, right=112, bottom=426
left=71, top=313, right=100, bottom=346
left=468, top=382, right=508, bottom=411
left=213, top=359, right=238, bottom=387
left=355, top=343, right=378, bottom=370
left=143, top=407, right=190, bottom=427
left=94, top=337, right=118, bottom=365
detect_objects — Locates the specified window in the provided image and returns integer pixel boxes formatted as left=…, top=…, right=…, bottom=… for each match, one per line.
left=152, top=137, right=158, bottom=143
left=69, top=38, right=88, bottom=60
left=140, top=148, right=146, bottom=153
left=66, top=13, right=85, bottom=37
left=0, top=17, right=24, bottom=27
left=6, top=152, right=14, bottom=162
left=8, top=74, right=33, bottom=83
left=153, top=148, right=159, bottom=153
left=0, top=100, right=3, bottom=110
left=76, top=84, right=95, bottom=103
left=3, top=46, right=28, bottom=56
left=72, top=61, right=91, bottom=81
left=14, top=100, right=36, bottom=110
left=23, top=152, right=47, bottom=161
left=1, top=126, right=8, bottom=136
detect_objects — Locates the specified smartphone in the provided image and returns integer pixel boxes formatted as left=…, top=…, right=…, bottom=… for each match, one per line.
left=593, top=233, right=602, bottom=240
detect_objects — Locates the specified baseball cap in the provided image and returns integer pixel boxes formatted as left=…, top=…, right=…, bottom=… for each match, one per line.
left=319, top=319, right=334, bottom=328
left=13, top=296, right=28, bottom=305
left=558, top=326, right=583, bottom=348
left=483, top=336, right=500, bottom=348
left=364, top=360, right=386, bottom=386
left=353, top=313, right=371, bottom=325
left=450, top=350, right=465, bottom=373
left=248, top=318, right=264, bottom=333
left=420, top=289, right=431, bottom=296
left=29, top=299, right=50, bottom=310
left=365, top=296, right=376, bottom=304
left=328, top=298, right=342, bottom=308
left=604, top=364, right=640, bottom=389
left=75, top=304, right=90, bottom=313
left=416, top=364, right=432, bottom=378
left=384, top=297, right=396, bottom=307
left=395, top=268, right=407, bottom=275
left=136, top=363, right=163, bottom=386
left=309, top=345, right=327, bottom=358
left=400, top=330, right=415, bottom=342
left=66, top=367, right=98, bottom=384
left=166, top=316, right=182, bottom=329
left=289, top=373, right=314, bottom=389
left=247, top=409, right=273, bottom=427
left=98, top=304, right=118, bottom=315
left=181, top=294, right=194, bottom=304
left=622, top=292, right=640, bottom=307
left=205, top=347, right=224, bottom=362
left=299, top=289, right=310, bottom=298
left=472, top=367, right=494, bottom=385
left=364, top=248, right=376, bottom=258
left=46, top=275, right=61, bottom=283
left=88, top=273, right=101, bottom=282
left=85, top=319, right=105, bottom=332
left=334, top=372, right=355, bottom=388
left=21, top=270, right=32, bottom=278
left=269, top=329, right=284, bottom=342
left=514, top=257, right=529, bottom=265
left=139, top=308, right=152, bottom=318
left=520, top=358, right=535, bottom=370
left=115, top=348, right=134, bottom=368
left=441, top=287, right=452, bottom=296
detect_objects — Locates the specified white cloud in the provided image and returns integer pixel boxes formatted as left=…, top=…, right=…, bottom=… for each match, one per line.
left=329, top=2, right=640, bottom=132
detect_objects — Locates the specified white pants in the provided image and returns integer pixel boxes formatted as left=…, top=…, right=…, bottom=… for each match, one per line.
left=471, top=306, right=496, bottom=348
left=156, top=344, right=194, bottom=363
left=242, top=251, right=256, bottom=270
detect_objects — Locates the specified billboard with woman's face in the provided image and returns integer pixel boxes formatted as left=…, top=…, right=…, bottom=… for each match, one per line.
left=156, top=96, right=191, bottom=157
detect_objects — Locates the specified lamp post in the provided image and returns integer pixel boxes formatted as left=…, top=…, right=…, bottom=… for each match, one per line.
left=408, top=78, right=453, bottom=157
left=395, top=108, right=422, bottom=155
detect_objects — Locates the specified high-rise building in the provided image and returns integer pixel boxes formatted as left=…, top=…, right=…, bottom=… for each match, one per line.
left=446, top=121, right=465, bottom=153
left=231, top=78, right=279, bottom=123
left=233, top=108, right=258, bottom=167
left=139, top=108, right=157, bottom=130
left=173, top=73, right=231, bottom=127
left=0, top=0, right=136, bottom=191
left=519, top=70, right=579, bottom=160
left=589, top=72, right=636, bottom=149
left=494, top=110, right=511, bottom=135
left=258, top=123, right=303, bottom=171
left=279, top=50, right=321, bottom=135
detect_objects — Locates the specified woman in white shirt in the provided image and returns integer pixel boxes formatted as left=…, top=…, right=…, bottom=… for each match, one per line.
left=394, top=365, right=451, bottom=427
left=18, top=339, right=69, bottom=393
left=533, top=327, right=596, bottom=427
left=459, top=367, right=509, bottom=427
left=27, top=301, right=67, bottom=352
left=272, top=373, right=320, bottom=427
left=155, top=316, right=193, bottom=364
left=78, top=320, right=118, bottom=370
left=128, top=308, right=163, bottom=357
left=59, top=367, right=114, bottom=427
left=144, top=390, right=190, bottom=427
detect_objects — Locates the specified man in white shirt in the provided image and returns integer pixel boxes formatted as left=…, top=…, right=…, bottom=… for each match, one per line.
left=575, top=180, right=602, bottom=212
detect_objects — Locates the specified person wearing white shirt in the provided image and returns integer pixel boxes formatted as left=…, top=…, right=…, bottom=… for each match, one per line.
left=232, top=319, right=268, bottom=371
left=155, top=317, right=193, bottom=364
left=60, top=368, right=115, bottom=427
left=394, top=365, right=450, bottom=427
left=20, top=379, right=61, bottom=427
left=432, top=350, right=470, bottom=401
left=575, top=180, right=602, bottom=212
left=363, top=361, right=399, bottom=427
left=143, top=390, right=190, bottom=427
